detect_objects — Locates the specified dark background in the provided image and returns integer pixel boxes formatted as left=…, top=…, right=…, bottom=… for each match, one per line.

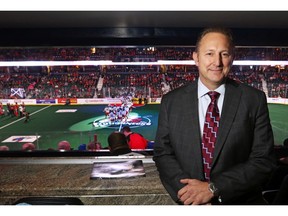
left=0, top=11, right=288, bottom=47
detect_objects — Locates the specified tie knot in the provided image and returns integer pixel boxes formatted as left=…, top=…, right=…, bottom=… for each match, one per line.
left=208, top=91, right=220, bottom=101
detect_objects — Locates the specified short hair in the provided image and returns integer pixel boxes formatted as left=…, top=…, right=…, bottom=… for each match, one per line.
left=0, top=145, right=9, bottom=151
left=58, top=140, right=71, bottom=151
left=22, top=143, right=36, bottom=151
left=108, top=132, right=129, bottom=152
left=122, top=126, right=131, bottom=133
left=195, top=27, right=235, bottom=54
left=88, top=142, right=102, bottom=151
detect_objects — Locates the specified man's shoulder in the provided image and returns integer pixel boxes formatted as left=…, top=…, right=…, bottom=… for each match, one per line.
left=227, top=77, right=265, bottom=96
left=130, top=133, right=147, bottom=143
left=131, top=132, right=142, bottom=137
left=162, top=82, right=196, bottom=102
left=130, top=133, right=145, bottom=140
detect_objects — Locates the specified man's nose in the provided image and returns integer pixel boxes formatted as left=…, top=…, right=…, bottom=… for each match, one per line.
left=213, top=54, right=223, bottom=66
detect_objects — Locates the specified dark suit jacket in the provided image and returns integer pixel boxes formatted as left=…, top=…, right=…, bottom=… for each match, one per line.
left=153, top=78, right=277, bottom=205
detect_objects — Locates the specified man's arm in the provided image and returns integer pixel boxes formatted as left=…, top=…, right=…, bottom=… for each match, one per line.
left=212, top=90, right=277, bottom=203
left=153, top=95, right=190, bottom=201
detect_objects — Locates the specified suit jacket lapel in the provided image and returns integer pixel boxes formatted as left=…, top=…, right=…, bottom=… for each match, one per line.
left=212, top=79, right=242, bottom=166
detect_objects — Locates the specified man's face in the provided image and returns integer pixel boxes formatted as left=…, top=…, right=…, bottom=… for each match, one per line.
left=123, top=131, right=129, bottom=136
left=193, top=32, right=234, bottom=90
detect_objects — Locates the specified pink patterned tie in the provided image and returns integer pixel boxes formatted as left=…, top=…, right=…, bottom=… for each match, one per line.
left=201, top=91, right=220, bottom=181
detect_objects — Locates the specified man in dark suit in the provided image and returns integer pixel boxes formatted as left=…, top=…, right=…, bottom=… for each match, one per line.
left=153, top=27, right=276, bottom=205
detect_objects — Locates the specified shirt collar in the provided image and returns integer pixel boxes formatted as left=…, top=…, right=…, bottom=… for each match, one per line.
left=197, top=78, right=225, bottom=99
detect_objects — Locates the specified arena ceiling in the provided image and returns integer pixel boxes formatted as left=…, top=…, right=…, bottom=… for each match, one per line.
left=0, top=11, right=288, bottom=46
left=0, top=11, right=287, bottom=29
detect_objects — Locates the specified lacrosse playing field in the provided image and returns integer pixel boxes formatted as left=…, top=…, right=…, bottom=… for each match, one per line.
left=0, top=103, right=287, bottom=151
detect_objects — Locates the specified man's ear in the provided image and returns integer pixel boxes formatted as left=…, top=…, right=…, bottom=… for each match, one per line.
left=193, top=51, right=199, bottom=66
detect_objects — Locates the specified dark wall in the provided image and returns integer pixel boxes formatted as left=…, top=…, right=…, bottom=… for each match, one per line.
left=1, top=27, right=288, bottom=47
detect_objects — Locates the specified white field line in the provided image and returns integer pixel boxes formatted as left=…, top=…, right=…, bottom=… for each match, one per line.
left=0, top=105, right=52, bottom=130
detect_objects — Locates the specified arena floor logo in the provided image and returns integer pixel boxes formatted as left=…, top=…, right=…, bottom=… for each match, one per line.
left=92, top=112, right=152, bottom=129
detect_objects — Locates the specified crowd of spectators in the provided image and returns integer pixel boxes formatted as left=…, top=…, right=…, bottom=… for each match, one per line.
left=0, top=47, right=288, bottom=99
left=1, top=47, right=288, bottom=62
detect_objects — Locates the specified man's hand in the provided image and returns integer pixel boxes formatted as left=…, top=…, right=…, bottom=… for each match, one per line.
left=177, top=179, right=214, bottom=205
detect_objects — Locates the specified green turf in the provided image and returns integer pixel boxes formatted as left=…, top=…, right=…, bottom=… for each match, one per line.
left=268, top=103, right=288, bottom=146
left=0, top=103, right=287, bottom=150
left=0, top=104, right=160, bottom=150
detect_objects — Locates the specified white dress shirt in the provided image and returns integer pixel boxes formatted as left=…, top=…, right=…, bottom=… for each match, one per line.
left=198, top=78, right=225, bottom=137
